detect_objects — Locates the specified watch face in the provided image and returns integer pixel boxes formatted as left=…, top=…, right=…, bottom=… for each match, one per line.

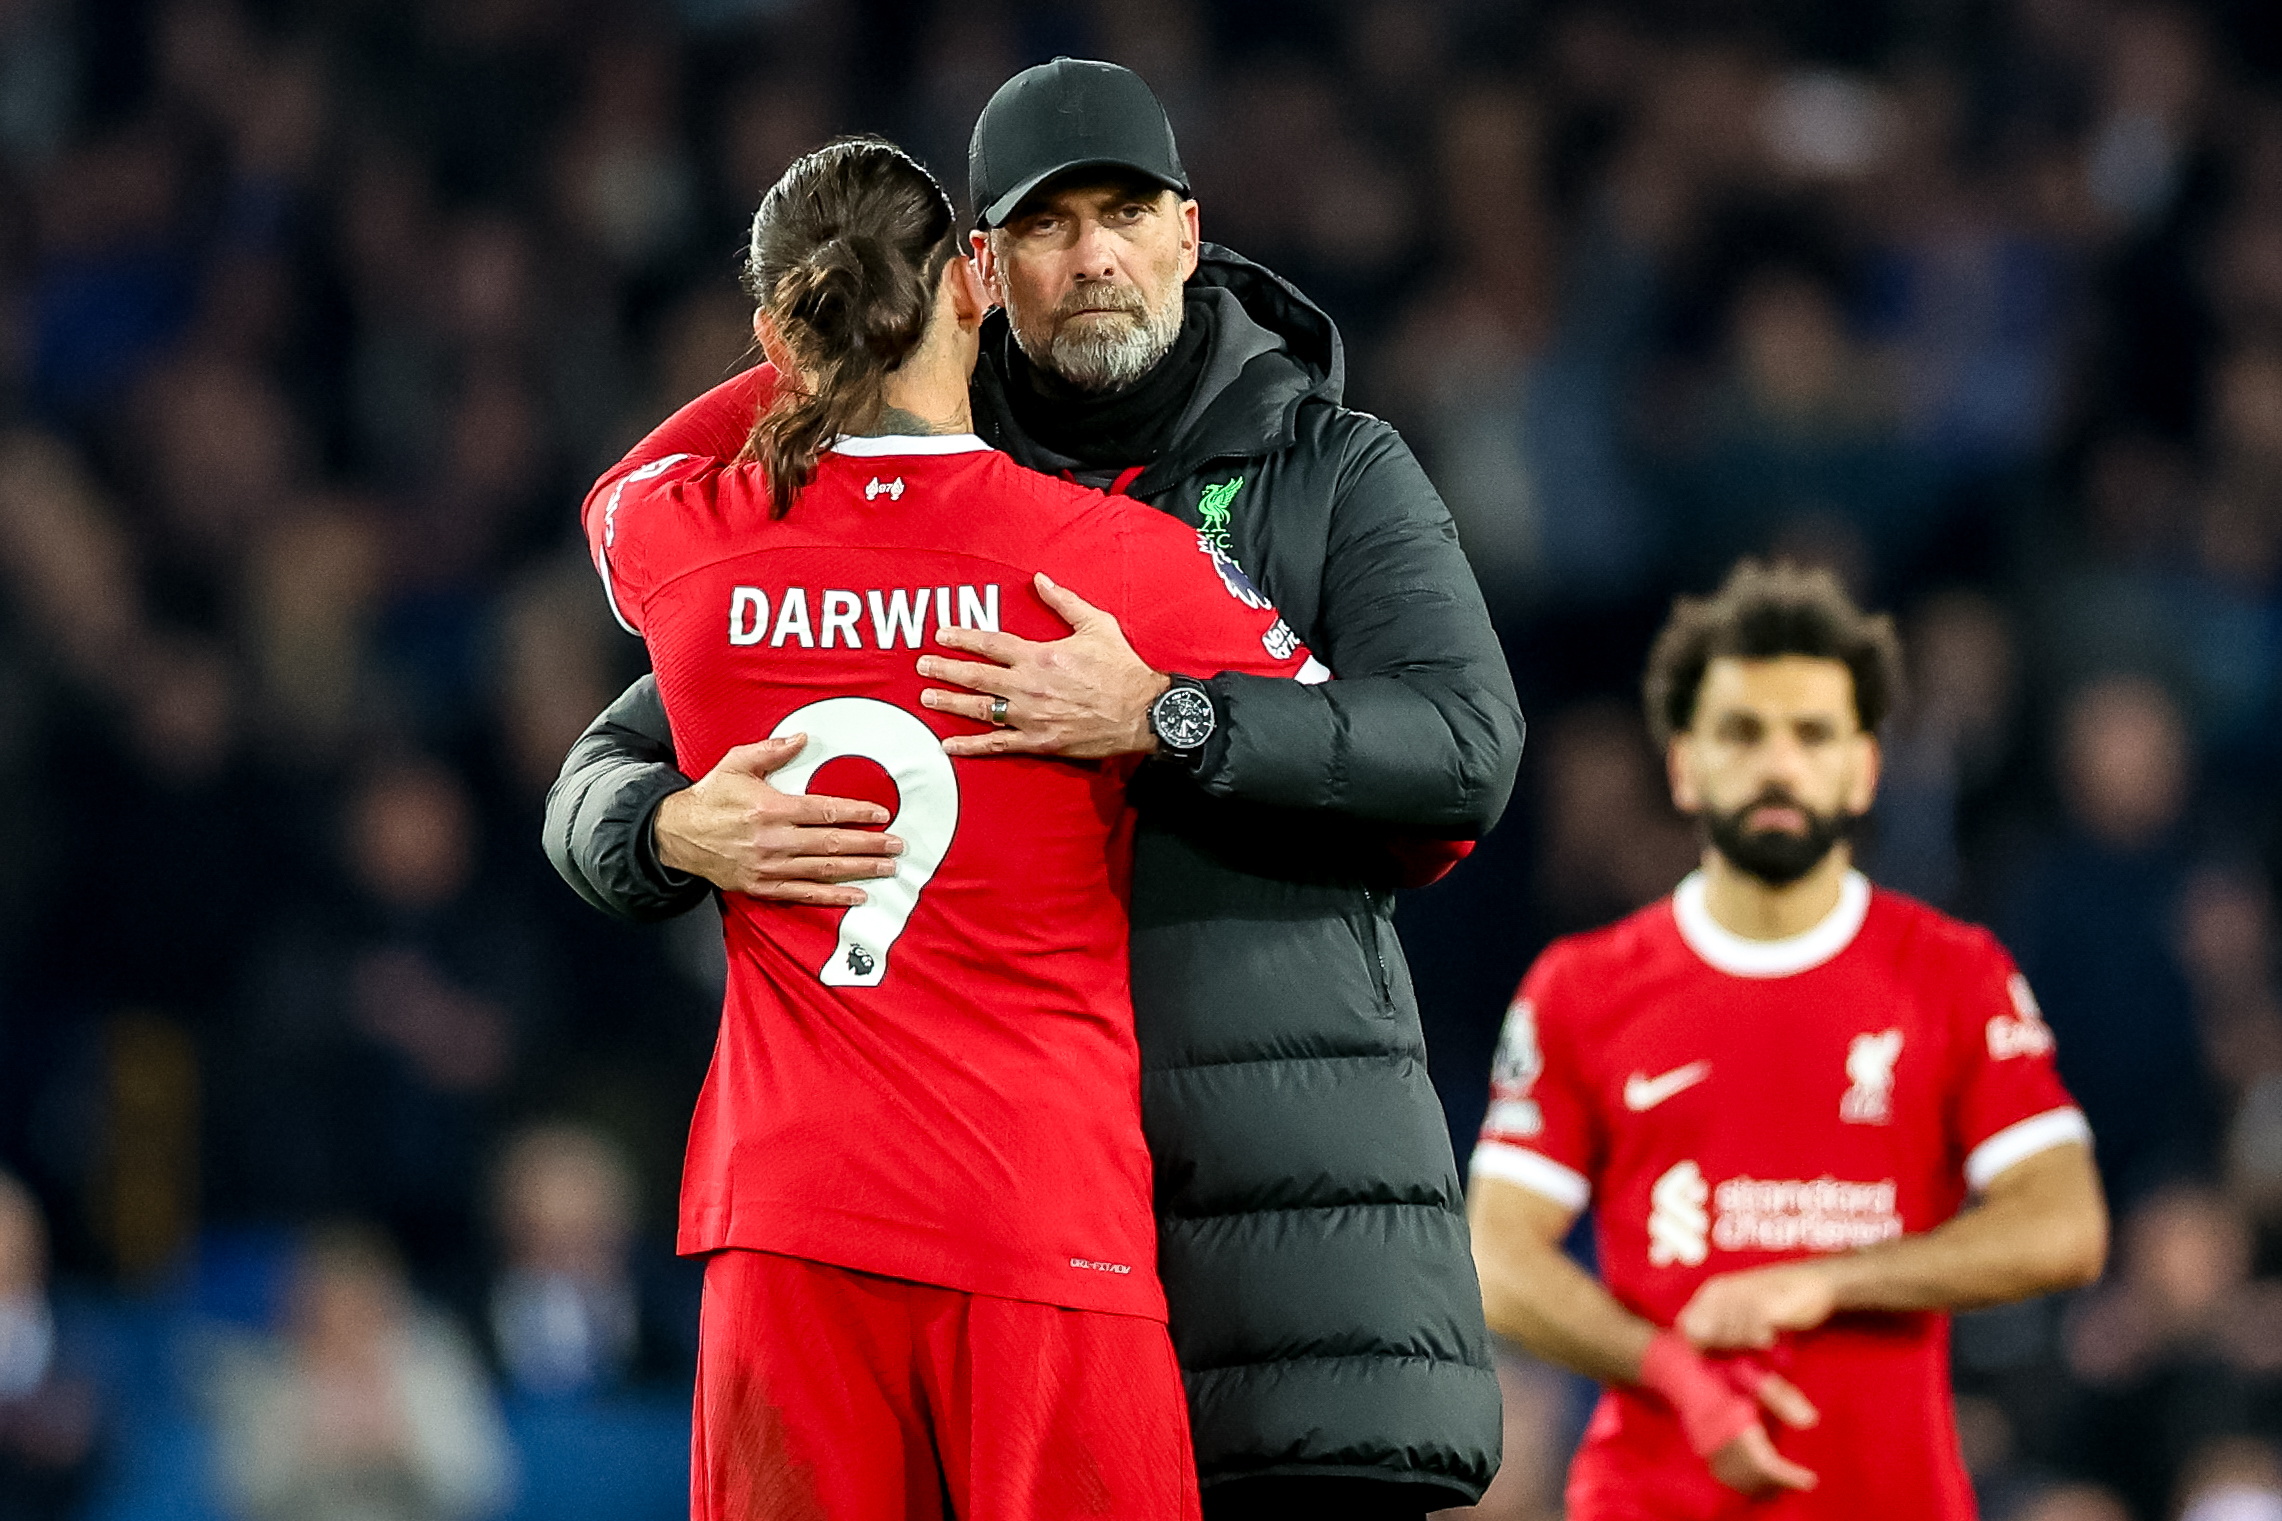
left=1153, top=684, right=1216, bottom=751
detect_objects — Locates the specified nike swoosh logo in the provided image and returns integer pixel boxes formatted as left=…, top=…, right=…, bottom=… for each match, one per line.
left=1624, top=1061, right=1713, bottom=1112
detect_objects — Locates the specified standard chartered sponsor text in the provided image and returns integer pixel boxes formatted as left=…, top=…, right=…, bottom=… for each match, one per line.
left=1711, top=1174, right=1902, bottom=1253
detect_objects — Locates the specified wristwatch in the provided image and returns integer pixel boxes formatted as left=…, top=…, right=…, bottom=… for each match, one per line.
left=1147, top=677, right=1217, bottom=760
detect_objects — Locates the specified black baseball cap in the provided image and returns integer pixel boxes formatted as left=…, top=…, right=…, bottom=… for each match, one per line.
left=968, top=58, right=1190, bottom=229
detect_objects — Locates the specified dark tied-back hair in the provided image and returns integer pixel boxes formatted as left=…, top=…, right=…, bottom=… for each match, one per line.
left=1644, top=559, right=1904, bottom=747
left=743, top=136, right=962, bottom=514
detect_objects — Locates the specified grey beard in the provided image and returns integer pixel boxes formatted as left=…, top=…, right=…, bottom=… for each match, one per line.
left=1016, top=297, right=1185, bottom=393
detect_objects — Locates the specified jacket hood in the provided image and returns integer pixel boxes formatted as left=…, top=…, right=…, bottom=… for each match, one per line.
left=1185, top=241, right=1344, bottom=403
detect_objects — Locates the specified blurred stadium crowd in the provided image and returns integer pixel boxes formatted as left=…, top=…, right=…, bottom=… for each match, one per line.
left=0, top=0, right=2277, bottom=1517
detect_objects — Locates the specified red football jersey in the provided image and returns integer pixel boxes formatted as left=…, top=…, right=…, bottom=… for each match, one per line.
left=588, top=369, right=1325, bottom=1320
left=1473, top=871, right=2089, bottom=1521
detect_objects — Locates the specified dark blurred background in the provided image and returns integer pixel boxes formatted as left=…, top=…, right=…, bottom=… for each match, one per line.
left=0, top=1, right=2277, bottom=1518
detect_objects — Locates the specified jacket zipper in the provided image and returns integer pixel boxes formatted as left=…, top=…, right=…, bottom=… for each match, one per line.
left=1360, top=886, right=1393, bottom=1006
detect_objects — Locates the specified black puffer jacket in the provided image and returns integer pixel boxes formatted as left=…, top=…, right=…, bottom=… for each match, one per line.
left=546, top=246, right=1522, bottom=1506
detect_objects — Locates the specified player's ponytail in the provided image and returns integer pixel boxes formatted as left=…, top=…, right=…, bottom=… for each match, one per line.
left=743, top=138, right=961, bottom=516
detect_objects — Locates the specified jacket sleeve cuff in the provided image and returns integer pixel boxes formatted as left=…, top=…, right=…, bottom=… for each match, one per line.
left=634, top=781, right=700, bottom=897
left=587, top=768, right=711, bottom=923
left=1175, top=674, right=1240, bottom=779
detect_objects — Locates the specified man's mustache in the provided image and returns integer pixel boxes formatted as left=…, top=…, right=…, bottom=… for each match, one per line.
left=1729, top=787, right=1825, bottom=833
left=1054, top=285, right=1149, bottom=322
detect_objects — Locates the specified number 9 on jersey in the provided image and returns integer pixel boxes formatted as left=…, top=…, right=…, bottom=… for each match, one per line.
left=767, top=697, right=960, bottom=987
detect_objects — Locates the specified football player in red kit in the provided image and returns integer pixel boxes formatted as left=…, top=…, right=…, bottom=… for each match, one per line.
left=585, top=139, right=1327, bottom=1521
left=1468, top=561, right=2110, bottom=1521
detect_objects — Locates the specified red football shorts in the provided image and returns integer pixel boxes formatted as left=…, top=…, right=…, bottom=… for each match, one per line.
left=692, top=1248, right=1201, bottom=1521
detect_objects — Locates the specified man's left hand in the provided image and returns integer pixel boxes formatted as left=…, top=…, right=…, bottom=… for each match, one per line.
left=1678, top=1261, right=1841, bottom=1350
left=919, top=573, right=1172, bottom=758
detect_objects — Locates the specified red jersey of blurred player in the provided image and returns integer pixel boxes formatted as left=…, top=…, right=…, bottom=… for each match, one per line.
left=1474, top=874, right=2088, bottom=1520
left=586, top=365, right=1325, bottom=1321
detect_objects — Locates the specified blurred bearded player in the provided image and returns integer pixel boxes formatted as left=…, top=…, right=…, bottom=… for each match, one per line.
left=1468, top=561, right=2109, bottom=1521
left=548, top=58, right=1517, bottom=1517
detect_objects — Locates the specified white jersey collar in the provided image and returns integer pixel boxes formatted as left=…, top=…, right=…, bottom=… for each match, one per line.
left=830, top=434, right=991, bottom=457
left=1672, top=868, right=1871, bottom=978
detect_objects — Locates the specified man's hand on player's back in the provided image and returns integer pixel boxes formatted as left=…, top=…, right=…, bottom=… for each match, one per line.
left=653, top=568, right=1183, bottom=902
left=919, top=574, right=1171, bottom=759
left=654, top=735, right=904, bottom=906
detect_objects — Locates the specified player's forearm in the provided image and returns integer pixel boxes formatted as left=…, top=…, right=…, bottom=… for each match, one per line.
left=1823, top=1145, right=2107, bottom=1314
left=1822, top=1208, right=2103, bottom=1314
left=1471, top=1192, right=1656, bottom=1385
left=1479, top=1237, right=1657, bottom=1385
